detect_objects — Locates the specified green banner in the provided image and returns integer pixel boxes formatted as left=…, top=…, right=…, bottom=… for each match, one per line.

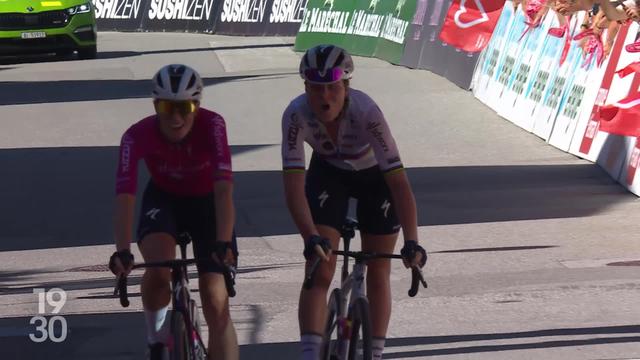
left=294, top=0, right=414, bottom=64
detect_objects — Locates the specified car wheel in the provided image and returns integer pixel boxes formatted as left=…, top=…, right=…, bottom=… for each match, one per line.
left=77, top=45, right=97, bottom=60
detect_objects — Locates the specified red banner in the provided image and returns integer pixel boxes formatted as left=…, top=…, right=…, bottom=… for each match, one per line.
left=597, top=93, right=640, bottom=137
left=438, top=0, right=505, bottom=52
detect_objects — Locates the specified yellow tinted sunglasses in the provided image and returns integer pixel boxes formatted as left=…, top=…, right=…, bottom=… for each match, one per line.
left=155, top=100, right=198, bottom=115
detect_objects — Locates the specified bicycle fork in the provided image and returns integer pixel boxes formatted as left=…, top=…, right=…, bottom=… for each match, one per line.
left=336, top=261, right=367, bottom=359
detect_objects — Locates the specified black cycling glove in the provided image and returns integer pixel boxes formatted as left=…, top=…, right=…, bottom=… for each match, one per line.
left=303, top=235, right=331, bottom=260
left=401, top=241, right=427, bottom=268
left=109, top=249, right=134, bottom=275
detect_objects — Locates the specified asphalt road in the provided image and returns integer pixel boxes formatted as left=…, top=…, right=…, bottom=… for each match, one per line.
left=0, top=32, right=639, bottom=360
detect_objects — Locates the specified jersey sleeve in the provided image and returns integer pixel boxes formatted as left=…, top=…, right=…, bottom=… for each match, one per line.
left=363, top=105, right=404, bottom=174
left=115, top=129, right=141, bottom=195
left=281, top=106, right=306, bottom=173
left=211, top=116, right=233, bottom=182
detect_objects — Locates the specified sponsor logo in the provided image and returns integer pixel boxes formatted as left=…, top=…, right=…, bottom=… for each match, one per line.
left=366, top=122, right=389, bottom=152
left=299, top=6, right=408, bottom=44
left=380, top=13, right=409, bottom=44
left=146, top=208, right=161, bottom=220
left=120, top=134, right=134, bottom=173
left=213, top=123, right=226, bottom=157
left=270, top=0, right=307, bottom=23
left=348, top=10, right=384, bottom=37
left=299, top=8, right=351, bottom=33
left=148, top=0, right=215, bottom=21
left=93, top=0, right=143, bottom=19
left=454, top=0, right=490, bottom=29
left=27, top=6, right=34, bottom=12
left=220, top=0, right=267, bottom=23
left=381, top=199, right=390, bottom=218
left=287, top=125, right=300, bottom=151
left=395, top=0, right=406, bottom=16
left=318, top=190, right=329, bottom=208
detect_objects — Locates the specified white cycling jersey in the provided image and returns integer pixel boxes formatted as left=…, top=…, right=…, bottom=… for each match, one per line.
left=282, top=88, right=404, bottom=173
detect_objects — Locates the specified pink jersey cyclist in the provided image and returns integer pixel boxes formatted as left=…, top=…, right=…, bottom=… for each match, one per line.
left=116, top=108, right=232, bottom=196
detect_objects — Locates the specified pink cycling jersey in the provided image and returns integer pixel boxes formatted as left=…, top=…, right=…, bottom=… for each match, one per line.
left=116, top=108, right=232, bottom=197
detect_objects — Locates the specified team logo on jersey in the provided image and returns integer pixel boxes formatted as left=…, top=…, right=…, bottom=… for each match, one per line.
left=366, top=122, right=389, bottom=152
left=146, top=208, right=161, bottom=220
left=381, top=200, right=390, bottom=218
left=318, top=191, right=329, bottom=208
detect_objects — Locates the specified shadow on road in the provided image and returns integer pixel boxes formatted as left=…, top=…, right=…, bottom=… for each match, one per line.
left=1, top=312, right=637, bottom=360
left=0, top=42, right=294, bottom=65
left=0, top=144, right=635, bottom=251
left=0, top=73, right=295, bottom=106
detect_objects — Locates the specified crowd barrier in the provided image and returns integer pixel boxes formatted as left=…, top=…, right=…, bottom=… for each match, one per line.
left=92, top=0, right=309, bottom=35
left=92, top=0, right=488, bottom=88
left=471, top=1, right=640, bottom=195
left=293, top=0, right=481, bottom=88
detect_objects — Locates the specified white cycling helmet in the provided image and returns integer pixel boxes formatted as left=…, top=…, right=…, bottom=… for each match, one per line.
left=152, top=64, right=203, bottom=101
left=299, top=44, right=354, bottom=84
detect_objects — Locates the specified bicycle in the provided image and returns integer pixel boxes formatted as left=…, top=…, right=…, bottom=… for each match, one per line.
left=304, top=218, right=428, bottom=360
left=114, top=232, right=236, bottom=360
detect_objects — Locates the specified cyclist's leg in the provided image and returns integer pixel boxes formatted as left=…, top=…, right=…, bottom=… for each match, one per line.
left=300, top=154, right=349, bottom=359
left=181, top=193, right=238, bottom=360
left=137, top=182, right=178, bottom=351
left=356, top=168, right=401, bottom=359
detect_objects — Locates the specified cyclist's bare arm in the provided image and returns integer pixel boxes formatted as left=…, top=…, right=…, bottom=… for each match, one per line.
left=283, top=171, right=319, bottom=241
left=214, top=180, right=235, bottom=243
left=114, top=194, right=136, bottom=250
left=384, top=170, right=419, bottom=243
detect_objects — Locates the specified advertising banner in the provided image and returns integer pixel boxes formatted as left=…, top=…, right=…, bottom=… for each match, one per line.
left=294, top=0, right=414, bottom=65
left=215, top=0, right=308, bottom=35
left=399, top=0, right=429, bottom=68
left=570, top=23, right=637, bottom=163
left=412, top=0, right=480, bottom=89
left=438, top=0, right=504, bottom=53
left=140, top=0, right=219, bottom=32
left=471, top=1, right=516, bottom=104
left=93, top=0, right=148, bottom=31
left=531, top=16, right=583, bottom=141
left=497, top=9, right=553, bottom=127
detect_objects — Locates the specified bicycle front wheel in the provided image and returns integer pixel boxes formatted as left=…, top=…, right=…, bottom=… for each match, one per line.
left=347, top=297, right=372, bottom=360
left=170, top=311, right=189, bottom=360
left=321, top=288, right=342, bottom=360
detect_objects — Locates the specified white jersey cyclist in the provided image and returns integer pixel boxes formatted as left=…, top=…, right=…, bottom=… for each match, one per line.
left=282, top=88, right=404, bottom=173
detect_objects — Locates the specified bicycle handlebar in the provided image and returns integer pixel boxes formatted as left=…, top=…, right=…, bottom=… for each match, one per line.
left=303, top=250, right=428, bottom=296
left=114, top=259, right=237, bottom=307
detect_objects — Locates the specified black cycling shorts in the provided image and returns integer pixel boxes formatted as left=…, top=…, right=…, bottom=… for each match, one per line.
left=305, top=153, right=401, bottom=235
left=137, top=181, right=238, bottom=274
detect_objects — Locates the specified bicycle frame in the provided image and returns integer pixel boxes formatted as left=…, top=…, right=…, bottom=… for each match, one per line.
left=336, top=236, right=367, bottom=320
left=171, top=235, right=208, bottom=360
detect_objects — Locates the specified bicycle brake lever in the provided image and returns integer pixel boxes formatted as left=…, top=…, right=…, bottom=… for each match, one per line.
left=303, top=257, right=322, bottom=290
left=408, top=267, right=427, bottom=297
left=117, top=275, right=130, bottom=307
